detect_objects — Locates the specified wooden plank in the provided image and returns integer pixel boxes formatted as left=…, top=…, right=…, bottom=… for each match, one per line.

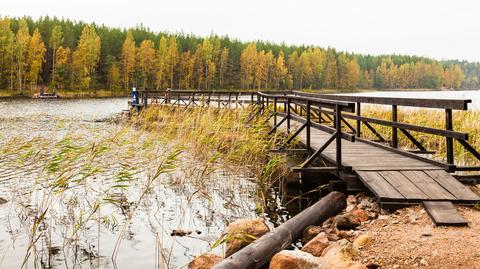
left=423, top=201, right=468, bottom=226
left=379, top=171, right=429, bottom=200
left=425, top=170, right=480, bottom=201
left=356, top=171, right=404, bottom=200
left=401, top=171, right=456, bottom=200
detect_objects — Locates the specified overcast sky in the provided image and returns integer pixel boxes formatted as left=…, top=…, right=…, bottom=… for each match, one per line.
left=2, top=0, right=480, bottom=62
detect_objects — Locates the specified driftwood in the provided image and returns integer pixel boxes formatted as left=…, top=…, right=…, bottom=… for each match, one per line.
left=213, top=191, right=346, bottom=269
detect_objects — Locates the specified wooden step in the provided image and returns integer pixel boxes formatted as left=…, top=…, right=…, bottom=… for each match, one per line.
left=423, top=201, right=468, bottom=227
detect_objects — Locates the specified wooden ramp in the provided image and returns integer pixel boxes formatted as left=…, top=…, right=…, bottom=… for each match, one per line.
left=275, top=116, right=480, bottom=225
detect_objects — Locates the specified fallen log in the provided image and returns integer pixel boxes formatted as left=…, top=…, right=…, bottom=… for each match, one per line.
left=213, top=191, right=346, bottom=269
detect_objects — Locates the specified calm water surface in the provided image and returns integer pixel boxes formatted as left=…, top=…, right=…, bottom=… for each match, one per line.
left=0, top=98, right=290, bottom=268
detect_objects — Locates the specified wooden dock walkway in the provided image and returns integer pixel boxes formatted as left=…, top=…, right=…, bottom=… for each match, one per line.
left=131, top=89, right=480, bottom=225
left=281, top=117, right=480, bottom=207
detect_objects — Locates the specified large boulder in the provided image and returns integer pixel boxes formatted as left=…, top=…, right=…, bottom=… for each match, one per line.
left=188, top=253, right=222, bottom=269
left=225, top=218, right=270, bottom=257
left=302, top=232, right=330, bottom=256
left=269, top=250, right=326, bottom=269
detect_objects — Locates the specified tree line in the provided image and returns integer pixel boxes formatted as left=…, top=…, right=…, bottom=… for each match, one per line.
left=0, top=16, right=477, bottom=94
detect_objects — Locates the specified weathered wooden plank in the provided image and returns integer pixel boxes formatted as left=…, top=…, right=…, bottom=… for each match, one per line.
left=356, top=171, right=404, bottom=200
left=401, top=171, right=456, bottom=200
left=379, top=171, right=429, bottom=200
left=425, top=170, right=480, bottom=201
left=423, top=201, right=468, bottom=226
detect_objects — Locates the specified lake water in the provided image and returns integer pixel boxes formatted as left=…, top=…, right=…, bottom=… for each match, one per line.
left=0, top=98, right=293, bottom=268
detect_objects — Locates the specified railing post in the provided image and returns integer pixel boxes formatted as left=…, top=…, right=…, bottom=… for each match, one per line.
left=236, top=93, right=239, bottom=109
left=306, top=100, right=311, bottom=151
left=356, top=102, right=361, bottom=138
left=228, top=92, right=232, bottom=109
left=446, top=108, right=454, bottom=164
left=218, top=92, right=221, bottom=109
left=191, top=92, right=195, bottom=107
left=274, top=97, right=277, bottom=126
left=287, top=97, right=291, bottom=132
left=177, top=91, right=180, bottom=107
left=144, top=91, right=148, bottom=108
left=335, top=104, right=342, bottom=170
left=392, top=105, right=398, bottom=148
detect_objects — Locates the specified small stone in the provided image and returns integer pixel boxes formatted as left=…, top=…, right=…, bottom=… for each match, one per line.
left=302, top=225, right=323, bottom=245
left=188, top=253, right=222, bottom=269
left=421, top=232, right=432, bottom=237
left=352, top=209, right=370, bottom=222
left=420, top=258, right=428, bottom=266
left=302, top=232, right=330, bottom=256
left=370, top=202, right=381, bottom=213
left=392, top=265, right=400, bottom=269
left=0, top=197, right=7, bottom=205
left=346, top=204, right=357, bottom=213
left=269, top=250, right=325, bottom=269
left=347, top=195, right=357, bottom=204
left=334, top=213, right=361, bottom=230
left=353, top=234, right=374, bottom=248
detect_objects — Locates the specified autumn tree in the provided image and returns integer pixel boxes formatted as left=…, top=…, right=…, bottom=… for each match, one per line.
left=14, top=19, right=30, bottom=93
left=240, top=43, right=257, bottom=89
left=26, top=29, right=46, bottom=91
left=0, top=18, right=14, bottom=90
left=49, top=25, right=63, bottom=85
left=121, top=31, right=136, bottom=90
left=52, top=46, right=70, bottom=89
left=73, top=25, right=101, bottom=90
left=137, top=39, right=156, bottom=89
left=107, top=62, right=121, bottom=91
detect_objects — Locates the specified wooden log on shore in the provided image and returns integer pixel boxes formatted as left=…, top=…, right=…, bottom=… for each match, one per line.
left=213, top=191, right=346, bottom=269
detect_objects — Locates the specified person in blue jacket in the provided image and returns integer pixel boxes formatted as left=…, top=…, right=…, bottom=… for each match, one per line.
left=131, top=87, right=139, bottom=105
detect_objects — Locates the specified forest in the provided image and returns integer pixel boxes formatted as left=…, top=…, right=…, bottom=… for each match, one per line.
left=0, top=16, right=478, bottom=95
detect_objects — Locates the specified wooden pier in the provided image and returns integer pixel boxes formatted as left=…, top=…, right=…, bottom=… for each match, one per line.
left=131, top=89, right=480, bottom=225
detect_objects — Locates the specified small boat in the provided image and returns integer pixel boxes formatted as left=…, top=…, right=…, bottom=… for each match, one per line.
left=34, top=92, right=59, bottom=99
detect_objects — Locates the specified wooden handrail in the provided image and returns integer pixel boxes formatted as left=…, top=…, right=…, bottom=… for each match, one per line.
left=291, top=91, right=471, bottom=110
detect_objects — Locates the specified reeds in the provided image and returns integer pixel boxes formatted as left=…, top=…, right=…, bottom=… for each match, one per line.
left=358, top=106, right=480, bottom=166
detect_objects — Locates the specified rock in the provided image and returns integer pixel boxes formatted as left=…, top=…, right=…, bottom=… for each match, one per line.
left=0, top=197, right=7, bottom=205
left=346, top=204, right=357, bottom=213
left=370, top=202, right=381, bottom=213
left=322, top=217, right=334, bottom=228
left=347, top=195, right=357, bottom=204
left=269, top=250, right=325, bottom=269
left=302, top=225, right=324, bottom=245
left=225, top=218, right=270, bottom=257
left=322, top=239, right=367, bottom=269
left=352, top=209, right=370, bottom=222
left=336, top=230, right=354, bottom=239
left=353, top=234, right=374, bottom=248
left=334, top=213, right=361, bottom=230
left=188, top=253, right=222, bottom=269
left=302, top=232, right=330, bottom=256
left=419, top=258, right=428, bottom=266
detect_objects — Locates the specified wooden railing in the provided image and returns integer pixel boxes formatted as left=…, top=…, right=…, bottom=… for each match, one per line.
left=131, top=89, right=480, bottom=173
left=292, top=91, right=479, bottom=172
